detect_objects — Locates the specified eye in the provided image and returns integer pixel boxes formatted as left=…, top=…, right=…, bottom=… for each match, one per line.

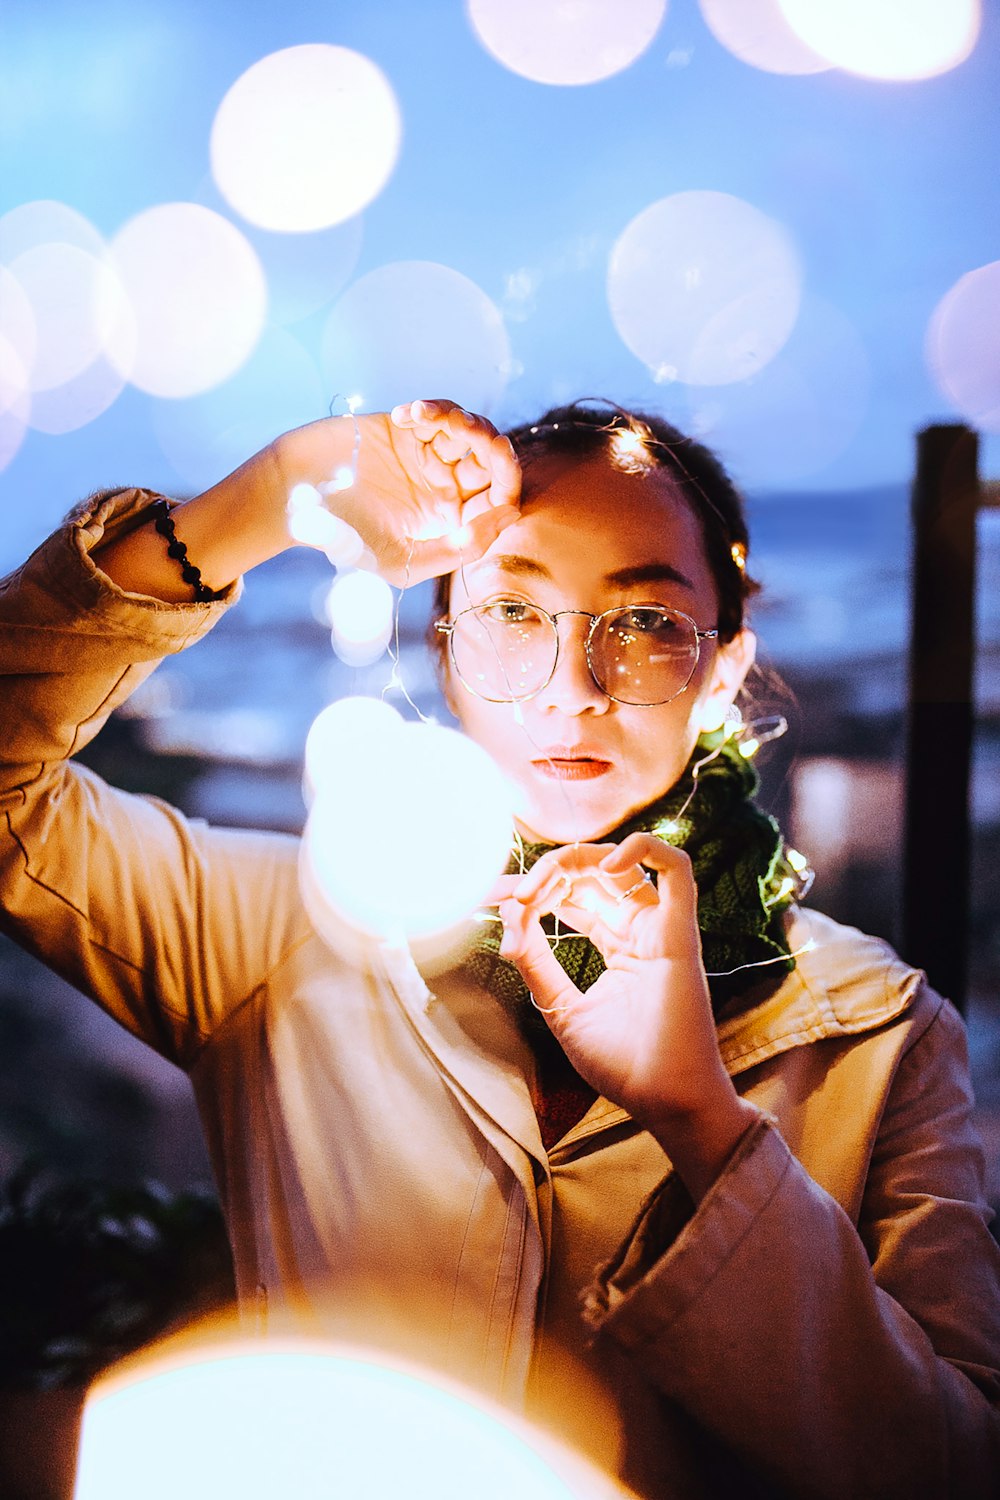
left=615, top=605, right=680, bottom=634
left=479, top=598, right=538, bottom=625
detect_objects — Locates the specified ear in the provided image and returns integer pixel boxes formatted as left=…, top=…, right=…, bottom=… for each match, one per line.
left=697, top=628, right=756, bottom=734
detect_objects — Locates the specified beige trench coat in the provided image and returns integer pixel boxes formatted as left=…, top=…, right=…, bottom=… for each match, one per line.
left=1, top=489, right=998, bottom=1498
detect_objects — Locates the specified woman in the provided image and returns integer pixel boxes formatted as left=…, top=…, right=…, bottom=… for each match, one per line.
left=0, top=398, right=998, bottom=1497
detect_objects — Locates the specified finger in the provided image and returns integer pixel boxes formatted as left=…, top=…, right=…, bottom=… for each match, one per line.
left=482, top=872, right=522, bottom=905
left=413, top=446, right=461, bottom=494
left=436, top=414, right=519, bottom=508
left=512, top=844, right=615, bottom=904
left=453, top=453, right=491, bottom=495
left=498, top=900, right=582, bottom=1017
left=393, top=403, right=521, bottom=509
left=390, top=398, right=461, bottom=431
left=600, top=833, right=689, bottom=880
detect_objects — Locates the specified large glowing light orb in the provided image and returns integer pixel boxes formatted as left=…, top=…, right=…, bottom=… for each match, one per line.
left=102, top=204, right=267, bottom=398
left=926, top=262, right=1000, bottom=432
left=608, top=191, right=802, bottom=386
left=777, top=0, right=980, bottom=81
left=699, top=0, right=829, bottom=75
left=300, top=700, right=515, bottom=948
left=211, top=45, right=401, bottom=232
left=467, top=0, right=667, bottom=86
left=321, top=260, right=511, bottom=415
left=76, top=1342, right=592, bottom=1500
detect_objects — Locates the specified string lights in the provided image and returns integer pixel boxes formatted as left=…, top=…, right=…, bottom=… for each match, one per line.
left=294, top=411, right=814, bottom=983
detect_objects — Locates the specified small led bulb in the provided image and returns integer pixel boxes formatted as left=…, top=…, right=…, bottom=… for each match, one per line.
left=325, top=466, right=355, bottom=493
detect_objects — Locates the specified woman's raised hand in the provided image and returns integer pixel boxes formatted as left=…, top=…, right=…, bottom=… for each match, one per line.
left=496, top=833, right=758, bottom=1199
left=273, top=399, right=521, bottom=586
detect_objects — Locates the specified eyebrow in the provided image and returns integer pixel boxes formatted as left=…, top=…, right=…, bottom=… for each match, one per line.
left=485, top=553, right=696, bottom=592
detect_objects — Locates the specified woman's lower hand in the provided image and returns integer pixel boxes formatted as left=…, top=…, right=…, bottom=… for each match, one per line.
left=498, top=833, right=757, bottom=1199
left=272, top=399, right=521, bottom=586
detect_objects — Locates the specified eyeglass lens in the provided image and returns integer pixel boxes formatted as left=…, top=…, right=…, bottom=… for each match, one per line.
left=451, top=604, right=699, bottom=705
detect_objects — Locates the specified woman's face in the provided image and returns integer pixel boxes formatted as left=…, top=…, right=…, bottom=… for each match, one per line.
left=446, top=451, right=755, bottom=844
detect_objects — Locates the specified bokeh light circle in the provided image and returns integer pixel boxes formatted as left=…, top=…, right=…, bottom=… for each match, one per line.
left=301, top=705, right=515, bottom=945
left=321, top=261, right=511, bottom=415
left=681, top=295, right=871, bottom=485
left=0, top=199, right=105, bottom=262
left=467, top=0, right=667, bottom=86
left=249, top=216, right=364, bottom=325
left=608, top=191, right=802, bottom=386
left=153, top=327, right=326, bottom=492
left=27, top=355, right=126, bottom=436
left=326, top=570, right=395, bottom=667
left=0, top=333, right=30, bottom=473
left=926, top=261, right=1000, bottom=432
left=76, top=1341, right=591, bottom=1500
left=0, top=265, right=36, bottom=387
left=699, top=0, right=829, bottom=75
left=211, top=45, right=401, bottom=232
left=103, top=204, right=267, bottom=398
left=7, top=242, right=122, bottom=391
left=777, top=0, right=980, bottom=81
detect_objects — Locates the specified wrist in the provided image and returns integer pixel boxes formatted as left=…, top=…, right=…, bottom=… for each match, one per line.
left=647, top=1087, right=758, bottom=1205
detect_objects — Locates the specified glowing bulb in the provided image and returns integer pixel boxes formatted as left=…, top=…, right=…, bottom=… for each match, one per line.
left=326, top=571, right=395, bottom=666
left=301, top=721, right=517, bottom=951
left=327, top=465, right=355, bottom=492
left=303, top=695, right=404, bottom=806
left=730, top=541, right=747, bottom=572
left=289, top=482, right=322, bottom=512
left=739, top=737, right=760, bottom=758
left=346, top=393, right=363, bottom=412
left=287, top=485, right=366, bottom=565
left=449, top=525, right=472, bottom=550
left=76, top=1340, right=592, bottom=1500
left=659, top=819, right=681, bottom=837
left=609, top=425, right=653, bottom=474
left=786, top=846, right=809, bottom=873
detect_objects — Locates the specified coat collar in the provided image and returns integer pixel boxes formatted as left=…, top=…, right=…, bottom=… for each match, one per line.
left=377, top=905, right=925, bottom=1151
left=715, top=906, right=925, bottom=1076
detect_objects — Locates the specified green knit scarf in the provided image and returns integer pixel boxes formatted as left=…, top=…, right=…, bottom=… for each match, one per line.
left=463, top=730, right=803, bottom=1022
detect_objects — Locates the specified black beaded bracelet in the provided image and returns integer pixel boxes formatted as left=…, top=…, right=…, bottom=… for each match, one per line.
left=149, top=499, right=222, bottom=602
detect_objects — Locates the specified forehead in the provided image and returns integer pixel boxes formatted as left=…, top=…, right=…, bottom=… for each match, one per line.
left=459, top=451, right=717, bottom=604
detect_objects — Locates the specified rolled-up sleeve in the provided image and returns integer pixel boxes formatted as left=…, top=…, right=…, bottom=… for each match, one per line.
left=585, top=996, right=1000, bottom=1498
left=0, top=488, right=307, bottom=1065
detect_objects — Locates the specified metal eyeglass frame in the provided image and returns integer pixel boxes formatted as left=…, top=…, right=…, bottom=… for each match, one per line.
left=434, top=602, right=719, bottom=706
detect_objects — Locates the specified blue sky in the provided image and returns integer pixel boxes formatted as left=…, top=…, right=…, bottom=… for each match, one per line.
left=1, top=0, right=997, bottom=569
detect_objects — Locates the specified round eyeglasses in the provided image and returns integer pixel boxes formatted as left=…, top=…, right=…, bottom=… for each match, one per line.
left=435, top=600, right=719, bottom=707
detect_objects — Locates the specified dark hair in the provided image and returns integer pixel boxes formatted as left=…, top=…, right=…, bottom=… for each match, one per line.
left=428, top=400, right=760, bottom=676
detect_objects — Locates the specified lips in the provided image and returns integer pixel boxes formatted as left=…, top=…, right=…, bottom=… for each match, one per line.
left=531, top=747, right=614, bottom=781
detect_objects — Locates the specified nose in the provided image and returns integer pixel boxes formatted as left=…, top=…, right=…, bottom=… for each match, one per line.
left=534, top=612, right=610, bottom=716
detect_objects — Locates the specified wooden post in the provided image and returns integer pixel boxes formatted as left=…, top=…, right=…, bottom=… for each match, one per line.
left=902, top=424, right=979, bottom=1012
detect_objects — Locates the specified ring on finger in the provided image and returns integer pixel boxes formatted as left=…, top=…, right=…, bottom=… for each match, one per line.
left=615, top=876, right=652, bottom=904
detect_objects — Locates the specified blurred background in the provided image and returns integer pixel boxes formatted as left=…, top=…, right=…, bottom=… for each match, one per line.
left=0, top=0, right=998, bottom=1355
